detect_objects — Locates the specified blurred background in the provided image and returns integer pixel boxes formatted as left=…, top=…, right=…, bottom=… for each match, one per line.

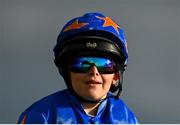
left=0, top=0, right=179, bottom=123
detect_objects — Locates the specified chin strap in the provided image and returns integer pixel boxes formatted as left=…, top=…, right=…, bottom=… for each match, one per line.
left=115, top=70, right=123, bottom=99
left=110, top=70, right=123, bottom=99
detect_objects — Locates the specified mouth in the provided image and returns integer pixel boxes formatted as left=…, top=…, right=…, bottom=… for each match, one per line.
left=85, top=80, right=102, bottom=85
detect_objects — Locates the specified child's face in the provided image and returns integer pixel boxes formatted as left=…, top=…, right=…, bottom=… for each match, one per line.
left=70, top=65, right=116, bottom=101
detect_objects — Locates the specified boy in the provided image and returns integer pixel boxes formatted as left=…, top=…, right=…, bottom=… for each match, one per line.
left=18, top=12, right=138, bottom=124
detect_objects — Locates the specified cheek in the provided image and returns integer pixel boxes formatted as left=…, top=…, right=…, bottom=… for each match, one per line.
left=71, top=73, right=80, bottom=82
left=70, top=72, right=85, bottom=88
left=101, top=74, right=115, bottom=87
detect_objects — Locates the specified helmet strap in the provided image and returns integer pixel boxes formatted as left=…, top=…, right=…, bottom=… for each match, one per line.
left=110, top=70, right=124, bottom=99
left=115, top=71, right=123, bottom=99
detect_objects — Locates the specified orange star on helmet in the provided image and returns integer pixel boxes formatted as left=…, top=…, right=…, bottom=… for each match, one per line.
left=96, top=16, right=120, bottom=34
left=63, top=19, right=88, bottom=32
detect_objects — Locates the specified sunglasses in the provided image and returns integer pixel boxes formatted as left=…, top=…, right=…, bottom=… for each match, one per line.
left=69, top=56, right=119, bottom=74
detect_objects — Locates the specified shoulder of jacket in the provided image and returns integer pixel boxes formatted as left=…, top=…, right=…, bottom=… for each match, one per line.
left=23, top=89, right=68, bottom=113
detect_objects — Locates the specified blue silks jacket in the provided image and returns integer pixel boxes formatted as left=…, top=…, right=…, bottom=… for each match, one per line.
left=18, top=89, right=138, bottom=124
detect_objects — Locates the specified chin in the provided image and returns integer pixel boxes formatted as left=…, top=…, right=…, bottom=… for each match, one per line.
left=85, top=93, right=105, bottom=101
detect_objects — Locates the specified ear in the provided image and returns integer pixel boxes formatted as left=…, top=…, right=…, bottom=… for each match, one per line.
left=112, top=72, right=120, bottom=85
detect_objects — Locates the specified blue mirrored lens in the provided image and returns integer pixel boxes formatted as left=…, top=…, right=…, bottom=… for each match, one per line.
left=70, top=57, right=116, bottom=73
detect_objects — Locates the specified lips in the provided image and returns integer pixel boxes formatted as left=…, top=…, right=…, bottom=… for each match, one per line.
left=85, top=80, right=101, bottom=85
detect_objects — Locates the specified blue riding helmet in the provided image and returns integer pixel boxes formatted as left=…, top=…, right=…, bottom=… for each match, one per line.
left=54, top=12, right=128, bottom=69
left=53, top=12, right=128, bottom=97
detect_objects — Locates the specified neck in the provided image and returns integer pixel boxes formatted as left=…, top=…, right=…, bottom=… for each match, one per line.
left=81, top=102, right=100, bottom=116
left=68, top=89, right=109, bottom=116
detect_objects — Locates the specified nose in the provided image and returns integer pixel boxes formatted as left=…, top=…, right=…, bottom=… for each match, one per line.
left=88, top=65, right=100, bottom=76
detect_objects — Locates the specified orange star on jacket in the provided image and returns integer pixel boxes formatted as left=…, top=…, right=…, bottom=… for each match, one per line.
left=63, top=19, right=88, bottom=32
left=96, top=16, right=120, bottom=34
